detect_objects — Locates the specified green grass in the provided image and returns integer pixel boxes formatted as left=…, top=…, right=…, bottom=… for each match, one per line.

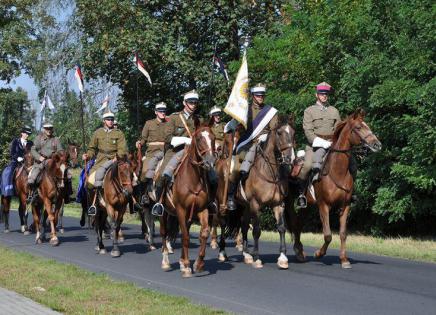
left=0, top=245, right=226, bottom=314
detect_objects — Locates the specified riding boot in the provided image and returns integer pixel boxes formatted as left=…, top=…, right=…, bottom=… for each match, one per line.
left=206, top=169, right=218, bottom=214
left=26, top=183, right=38, bottom=205
left=296, top=179, right=307, bottom=209
left=151, top=174, right=170, bottom=216
left=64, top=178, right=73, bottom=204
left=240, top=170, right=249, bottom=186
left=140, top=178, right=153, bottom=206
left=87, top=187, right=101, bottom=216
left=226, top=181, right=237, bottom=211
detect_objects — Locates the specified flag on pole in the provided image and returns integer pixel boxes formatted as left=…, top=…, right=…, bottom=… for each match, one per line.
left=74, top=64, right=84, bottom=92
left=40, top=91, right=55, bottom=112
left=95, top=95, right=109, bottom=114
left=213, top=56, right=230, bottom=82
left=133, top=52, right=152, bottom=86
left=224, top=53, right=249, bottom=128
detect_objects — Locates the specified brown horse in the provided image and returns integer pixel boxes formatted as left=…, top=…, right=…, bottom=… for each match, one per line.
left=32, top=153, right=66, bottom=245
left=285, top=108, right=381, bottom=268
left=232, top=115, right=296, bottom=269
left=94, top=159, right=134, bottom=257
left=1, top=149, right=34, bottom=234
left=160, top=123, right=217, bottom=278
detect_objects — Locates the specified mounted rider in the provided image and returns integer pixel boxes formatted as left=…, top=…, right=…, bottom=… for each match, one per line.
left=226, top=83, right=279, bottom=210
left=296, top=82, right=350, bottom=208
left=0, top=126, right=33, bottom=197
left=209, top=106, right=224, bottom=152
left=151, top=90, right=200, bottom=216
left=27, top=121, right=63, bottom=204
left=135, top=101, right=170, bottom=205
left=82, top=110, right=129, bottom=215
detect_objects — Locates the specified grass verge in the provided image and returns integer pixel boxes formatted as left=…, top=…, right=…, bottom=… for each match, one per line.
left=0, top=245, right=225, bottom=314
left=9, top=201, right=436, bottom=264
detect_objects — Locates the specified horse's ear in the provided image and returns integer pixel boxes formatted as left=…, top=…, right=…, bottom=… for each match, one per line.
left=353, top=107, right=366, bottom=120
left=208, top=116, right=214, bottom=128
left=288, top=113, right=295, bottom=128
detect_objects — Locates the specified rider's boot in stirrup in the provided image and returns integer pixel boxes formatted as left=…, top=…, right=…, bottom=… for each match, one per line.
left=151, top=174, right=170, bottom=216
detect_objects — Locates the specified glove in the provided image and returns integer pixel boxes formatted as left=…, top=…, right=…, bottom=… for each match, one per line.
left=17, top=157, right=24, bottom=162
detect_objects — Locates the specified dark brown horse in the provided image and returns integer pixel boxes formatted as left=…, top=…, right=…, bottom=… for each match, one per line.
left=32, top=153, right=66, bottom=245
left=285, top=109, right=381, bottom=268
left=1, top=148, right=34, bottom=234
left=233, top=115, right=296, bottom=269
left=160, top=123, right=217, bottom=277
left=94, top=159, right=134, bottom=257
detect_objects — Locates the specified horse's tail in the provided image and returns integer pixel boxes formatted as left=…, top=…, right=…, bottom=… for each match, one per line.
left=224, top=206, right=242, bottom=239
left=166, top=214, right=179, bottom=243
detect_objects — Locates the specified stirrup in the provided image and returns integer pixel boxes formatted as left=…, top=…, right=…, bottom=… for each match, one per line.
left=87, top=205, right=97, bottom=216
left=140, top=194, right=150, bottom=206
left=227, top=197, right=237, bottom=211
left=296, top=195, right=307, bottom=209
left=133, top=202, right=142, bottom=213
left=151, top=203, right=164, bottom=216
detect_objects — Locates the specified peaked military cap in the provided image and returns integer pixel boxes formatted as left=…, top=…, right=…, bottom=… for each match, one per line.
left=183, top=90, right=199, bottom=102
left=250, top=83, right=267, bottom=95
left=155, top=102, right=167, bottom=111
left=316, top=82, right=332, bottom=94
left=209, top=106, right=222, bottom=116
left=42, top=121, right=54, bottom=128
left=21, top=126, right=32, bottom=134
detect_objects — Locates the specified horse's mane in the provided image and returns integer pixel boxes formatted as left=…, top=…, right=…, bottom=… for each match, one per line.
left=276, top=114, right=294, bottom=129
left=332, top=119, right=348, bottom=142
left=110, top=161, right=119, bottom=181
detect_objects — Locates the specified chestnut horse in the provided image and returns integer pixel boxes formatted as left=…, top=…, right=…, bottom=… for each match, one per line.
left=1, top=148, right=34, bottom=234
left=94, top=159, right=134, bottom=257
left=285, top=108, right=381, bottom=268
left=32, top=153, right=66, bottom=245
left=160, top=123, right=217, bottom=278
left=231, top=115, right=296, bottom=269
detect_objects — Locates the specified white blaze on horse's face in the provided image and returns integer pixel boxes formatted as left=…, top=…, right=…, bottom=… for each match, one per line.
left=200, top=130, right=212, bottom=152
left=59, top=163, right=66, bottom=187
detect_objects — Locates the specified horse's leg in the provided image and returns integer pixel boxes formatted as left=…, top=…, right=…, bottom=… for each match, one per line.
left=287, top=199, right=306, bottom=262
left=314, top=202, right=332, bottom=259
left=160, top=213, right=170, bottom=270
left=339, top=205, right=352, bottom=269
left=32, top=205, right=42, bottom=244
left=251, top=212, right=263, bottom=269
left=46, top=200, right=59, bottom=246
left=144, top=206, right=156, bottom=250
left=210, top=214, right=218, bottom=249
left=95, top=208, right=106, bottom=254
left=59, top=201, right=64, bottom=234
left=273, top=205, right=288, bottom=269
left=235, top=230, right=243, bottom=252
left=2, top=196, right=10, bottom=233
left=218, top=216, right=228, bottom=262
left=18, top=191, right=30, bottom=235
left=177, top=207, right=191, bottom=278
left=241, top=208, right=253, bottom=264
left=194, top=209, right=210, bottom=273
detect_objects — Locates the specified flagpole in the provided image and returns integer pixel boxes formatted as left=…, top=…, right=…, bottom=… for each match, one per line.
left=208, top=42, right=218, bottom=107
left=79, top=91, right=86, bottom=150
left=136, top=72, right=140, bottom=133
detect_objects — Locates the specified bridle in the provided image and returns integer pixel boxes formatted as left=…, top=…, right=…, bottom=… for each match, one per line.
left=111, top=161, right=132, bottom=198
left=189, top=128, right=215, bottom=169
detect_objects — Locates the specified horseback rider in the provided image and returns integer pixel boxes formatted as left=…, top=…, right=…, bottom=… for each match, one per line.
left=209, top=106, right=224, bottom=152
left=226, top=83, right=279, bottom=210
left=151, top=90, right=200, bottom=216
left=27, top=121, right=63, bottom=204
left=82, top=110, right=130, bottom=215
left=135, top=102, right=170, bottom=205
left=295, top=82, right=350, bottom=208
left=0, top=126, right=33, bottom=197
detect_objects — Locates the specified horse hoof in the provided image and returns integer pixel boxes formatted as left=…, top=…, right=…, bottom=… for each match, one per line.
left=94, top=245, right=100, bottom=251
left=181, top=268, right=192, bottom=278
left=161, top=262, right=171, bottom=271
left=21, top=226, right=26, bottom=233
left=50, top=238, right=59, bottom=246
left=236, top=244, right=243, bottom=252
left=168, top=248, right=174, bottom=255
left=111, top=250, right=121, bottom=257
left=36, top=238, right=42, bottom=245
left=99, top=248, right=107, bottom=255
left=210, top=240, right=218, bottom=250
left=243, top=252, right=254, bottom=264
left=314, top=250, right=324, bottom=259
left=193, top=261, right=204, bottom=273
left=277, top=253, right=289, bottom=269
left=341, top=261, right=352, bottom=269
left=252, top=259, right=263, bottom=269
left=149, top=245, right=157, bottom=251
left=218, top=252, right=227, bottom=262
left=4, top=229, right=10, bottom=234
left=23, top=230, right=30, bottom=236
left=60, top=228, right=64, bottom=234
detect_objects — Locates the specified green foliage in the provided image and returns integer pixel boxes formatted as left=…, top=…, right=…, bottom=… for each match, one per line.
left=247, top=0, right=435, bottom=234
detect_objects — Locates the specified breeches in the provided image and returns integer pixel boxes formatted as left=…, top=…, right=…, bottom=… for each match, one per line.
left=140, top=151, right=164, bottom=181
left=88, top=160, right=114, bottom=188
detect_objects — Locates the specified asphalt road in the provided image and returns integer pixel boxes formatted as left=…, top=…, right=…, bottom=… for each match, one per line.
left=1, top=211, right=435, bottom=315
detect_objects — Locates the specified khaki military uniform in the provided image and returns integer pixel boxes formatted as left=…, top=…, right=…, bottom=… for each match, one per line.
left=86, top=127, right=127, bottom=187
left=211, top=122, right=224, bottom=149
left=139, top=118, right=169, bottom=181
left=28, top=134, right=63, bottom=184
left=298, top=102, right=341, bottom=179
left=235, top=103, right=278, bottom=175
left=161, top=111, right=197, bottom=179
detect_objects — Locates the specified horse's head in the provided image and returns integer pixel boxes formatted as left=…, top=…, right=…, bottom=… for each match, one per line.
left=23, top=149, right=34, bottom=168
left=347, top=108, right=382, bottom=152
left=46, top=153, right=65, bottom=188
left=67, top=142, right=80, bottom=168
left=192, top=120, right=217, bottom=171
left=272, top=114, right=296, bottom=167
left=111, top=157, right=134, bottom=196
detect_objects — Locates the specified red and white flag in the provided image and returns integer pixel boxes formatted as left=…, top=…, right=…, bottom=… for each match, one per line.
left=95, top=95, right=109, bottom=114
left=133, top=53, right=152, bottom=86
left=74, top=64, right=84, bottom=92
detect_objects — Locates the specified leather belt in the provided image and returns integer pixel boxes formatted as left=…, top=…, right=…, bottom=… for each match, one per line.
left=99, top=149, right=117, bottom=155
left=148, top=142, right=165, bottom=146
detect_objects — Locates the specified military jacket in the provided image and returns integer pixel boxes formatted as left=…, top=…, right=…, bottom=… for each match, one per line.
left=165, top=111, right=197, bottom=144
left=87, top=127, right=127, bottom=169
left=240, top=103, right=278, bottom=141
left=139, top=118, right=170, bottom=154
left=303, top=102, right=341, bottom=144
left=31, top=134, right=63, bottom=161
left=211, top=122, right=224, bottom=145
